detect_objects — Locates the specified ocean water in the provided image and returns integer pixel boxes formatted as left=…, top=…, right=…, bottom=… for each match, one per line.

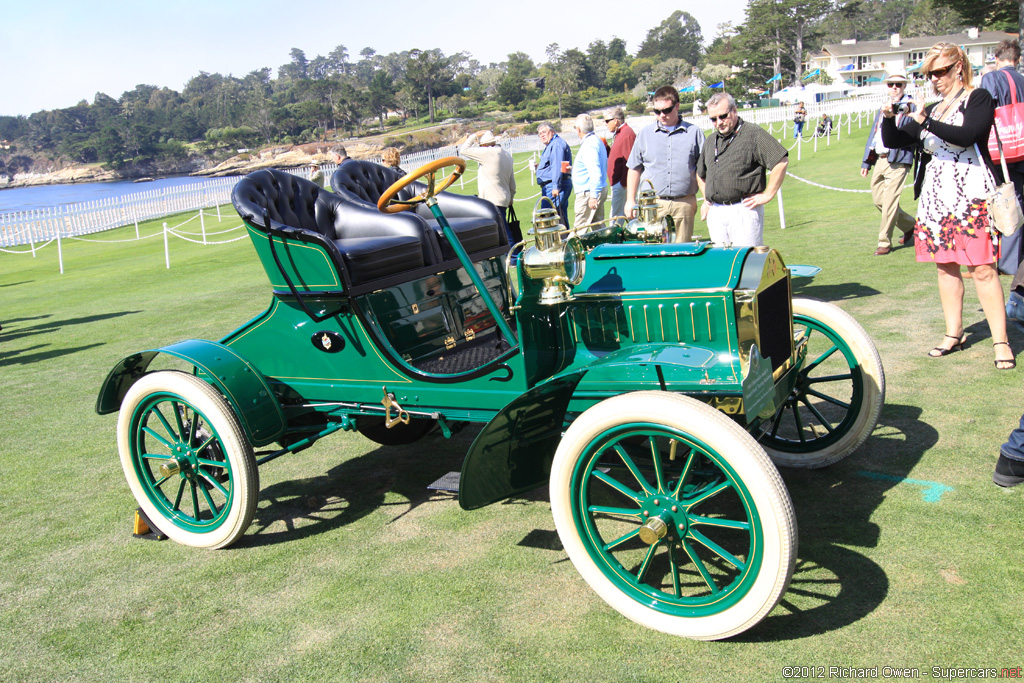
left=0, top=175, right=238, bottom=214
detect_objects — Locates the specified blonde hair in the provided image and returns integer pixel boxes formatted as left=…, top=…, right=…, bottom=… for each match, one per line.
left=922, top=42, right=973, bottom=94
left=381, top=147, right=401, bottom=168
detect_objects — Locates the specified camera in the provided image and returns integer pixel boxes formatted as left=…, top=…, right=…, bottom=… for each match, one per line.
left=896, top=103, right=915, bottom=115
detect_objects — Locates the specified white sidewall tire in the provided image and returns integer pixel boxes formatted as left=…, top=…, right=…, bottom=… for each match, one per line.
left=761, top=297, right=885, bottom=469
left=550, top=392, right=797, bottom=640
left=117, top=371, right=258, bottom=549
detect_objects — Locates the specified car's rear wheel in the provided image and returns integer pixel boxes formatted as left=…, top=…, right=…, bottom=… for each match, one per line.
left=117, top=371, right=258, bottom=548
left=758, top=297, right=884, bottom=469
left=550, top=392, right=797, bottom=640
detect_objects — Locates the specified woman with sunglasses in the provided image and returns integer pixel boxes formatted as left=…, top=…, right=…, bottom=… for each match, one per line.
left=881, top=42, right=1013, bottom=370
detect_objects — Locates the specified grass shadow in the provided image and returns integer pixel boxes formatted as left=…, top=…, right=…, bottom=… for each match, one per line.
left=0, top=281, right=34, bottom=288
left=0, top=311, right=141, bottom=345
left=739, top=403, right=932, bottom=641
left=791, top=280, right=882, bottom=300
left=0, top=343, right=104, bottom=367
left=238, top=428, right=475, bottom=549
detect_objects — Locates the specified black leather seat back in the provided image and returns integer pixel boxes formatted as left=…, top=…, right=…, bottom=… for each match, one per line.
left=330, top=161, right=509, bottom=260
left=232, top=169, right=438, bottom=287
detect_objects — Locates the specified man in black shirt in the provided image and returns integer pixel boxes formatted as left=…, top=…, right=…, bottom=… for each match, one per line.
left=696, top=93, right=789, bottom=247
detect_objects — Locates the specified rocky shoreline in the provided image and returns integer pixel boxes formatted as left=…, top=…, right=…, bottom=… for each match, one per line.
left=0, top=141, right=388, bottom=190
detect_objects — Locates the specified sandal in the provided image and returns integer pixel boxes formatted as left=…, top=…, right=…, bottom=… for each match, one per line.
left=994, top=341, right=1016, bottom=370
left=928, top=333, right=966, bottom=358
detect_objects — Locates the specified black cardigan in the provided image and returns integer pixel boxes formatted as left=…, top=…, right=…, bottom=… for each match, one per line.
left=880, top=88, right=997, bottom=199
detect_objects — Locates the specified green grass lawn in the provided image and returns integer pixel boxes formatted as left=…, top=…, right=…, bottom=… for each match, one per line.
left=3, top=119, right=1024, bottom=682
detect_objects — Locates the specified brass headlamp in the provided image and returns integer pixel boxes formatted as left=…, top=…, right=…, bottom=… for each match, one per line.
left=624, top=180, right=670, bottom=243
left=521, top=198, right=586, bottom=305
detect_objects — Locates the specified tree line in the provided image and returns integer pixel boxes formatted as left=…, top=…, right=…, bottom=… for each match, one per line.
left=0, top=0, right=1005, bottom=178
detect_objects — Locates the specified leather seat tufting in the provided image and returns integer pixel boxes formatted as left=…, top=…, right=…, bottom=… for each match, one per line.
left=232, top=169, right=438, bottom=287
left=331, top=160, right=509, bottom=260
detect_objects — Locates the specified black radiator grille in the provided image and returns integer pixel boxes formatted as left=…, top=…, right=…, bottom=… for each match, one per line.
left=755, top=278, right=792, bottom=372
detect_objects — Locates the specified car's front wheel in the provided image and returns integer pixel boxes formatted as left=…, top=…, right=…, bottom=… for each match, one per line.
left=550, top=392, right=797, bottom=640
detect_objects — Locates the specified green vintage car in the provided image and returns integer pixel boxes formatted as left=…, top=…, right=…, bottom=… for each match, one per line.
left=96, top=158, right=884, bottom=640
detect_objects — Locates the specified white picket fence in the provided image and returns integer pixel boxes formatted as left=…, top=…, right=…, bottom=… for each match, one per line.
left=0, top=176, right=241, bottom=248
left=0, top=90, right=905, bottom=250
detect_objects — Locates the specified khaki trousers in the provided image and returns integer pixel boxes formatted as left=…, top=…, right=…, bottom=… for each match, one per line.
left=871, top=156, right=916, bottom=249
left=657, top=195, right=697, bottom=243
left=574, top=187, right=608, bottom=229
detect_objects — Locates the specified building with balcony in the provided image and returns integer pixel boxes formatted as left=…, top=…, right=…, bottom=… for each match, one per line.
left=809, top=27, right=1015, bottom=88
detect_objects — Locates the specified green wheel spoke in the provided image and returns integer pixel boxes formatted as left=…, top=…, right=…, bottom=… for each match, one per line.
left=635, top=542, right=659, bottom=583
left=588, top=504, right=642, bottom=519
left=141, top=426, right=176, bottom=451
left=799, top=396, right=836, bottom=433
left=153, top=474, right=172, bottom=488
left=689, top=515, right=751, bottom=531
left=190, top=482, right=201, bottom=520
left=648, top=436, right=666, bottom=493
left=198, top=480, right=219, bottom=514
left=670, top=447, right=698, bottom=498
left=669, top=542, right=683, bottom=597
left=591, top=469, right=643, bottom=503
left=612, top=445, right=654, bottom=495
left=151, top=407, right=179, bottom=442
left=171, top=401, right=188, bottom=440
left=803, top=344, right=840, bottom=373
left=805, top=387, right=851, bottom=409
left=684, top=480, right=731, bottom=508
left=792, top=402, right=807, bottom=442
left=142, top=452, right=172, bottom=461
left=199, top=471, right=229, bottom=498
left=604, top=527, right=642, bottom=551
left=806, top=373, right=854, bottom=384
left=172, top=479, right=186, bottom=511
left=196, top=456, right=226, bottom=469
left=689, top=528, right=747, bottom=571
left=681, top=538, right=722, bottom=595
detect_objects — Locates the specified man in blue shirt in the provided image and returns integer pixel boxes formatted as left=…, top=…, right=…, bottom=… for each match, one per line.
left=625, top=85, right=704, bottom=242
left=536, top=122, right=573, bottom=227
left=571, top=114, right=609, bottom=229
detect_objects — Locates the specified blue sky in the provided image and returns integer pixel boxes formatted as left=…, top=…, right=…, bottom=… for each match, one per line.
left=0, top=0, right=750, bottom=117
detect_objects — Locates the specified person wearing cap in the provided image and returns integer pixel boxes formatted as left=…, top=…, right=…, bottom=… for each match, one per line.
left=861, top=73, right=916, bottom=256
left=310, top=163, right=325, bottom=188
left=460, top=129, right=519, bottom=241
left=604, top=107, right=636, bottom=221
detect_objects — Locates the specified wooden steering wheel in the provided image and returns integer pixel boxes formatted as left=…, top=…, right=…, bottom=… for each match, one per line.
left=376, top=156, right=466, bottom=214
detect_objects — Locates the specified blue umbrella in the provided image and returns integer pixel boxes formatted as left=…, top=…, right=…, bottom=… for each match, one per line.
left=709, top=81, right=724, bottom=88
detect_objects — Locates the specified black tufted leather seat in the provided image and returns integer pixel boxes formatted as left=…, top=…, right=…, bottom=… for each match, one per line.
left=331, top=161, right=508, bottom=261
left=232, top=169, right=440, bottom=286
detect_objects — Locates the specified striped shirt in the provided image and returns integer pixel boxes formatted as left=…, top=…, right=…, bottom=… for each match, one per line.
left=696, top=119, right=788, bottom=204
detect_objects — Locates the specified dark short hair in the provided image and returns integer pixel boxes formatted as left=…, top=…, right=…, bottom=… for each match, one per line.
left=332, top=145, right=348, bottom=158
left=652, top=86, right=679, bottom=105
left=995, top=39, right=1021, bottom=64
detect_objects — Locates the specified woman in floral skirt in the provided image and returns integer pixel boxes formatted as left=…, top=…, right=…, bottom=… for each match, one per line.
left=882, top=42, right=1014, bottom=369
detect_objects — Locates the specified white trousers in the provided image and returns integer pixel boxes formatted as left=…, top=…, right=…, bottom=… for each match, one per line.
left=707, top=202, right=765, bottom=247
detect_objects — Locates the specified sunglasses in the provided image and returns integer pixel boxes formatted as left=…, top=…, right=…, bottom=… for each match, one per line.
left=652, top=104, right=676, bottom=115
left=886, top=82, right=905, bottom=88
left=927, top=63, right=956, bottom=79
left=605, top=119, right=614, bottom=123
left=709, top=112, right=733, bottom=123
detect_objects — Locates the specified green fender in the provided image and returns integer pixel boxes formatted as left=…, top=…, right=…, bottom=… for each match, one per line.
left=95, top=339, right=287, bottom=447
left=459, top=342, right=740, bottom=510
